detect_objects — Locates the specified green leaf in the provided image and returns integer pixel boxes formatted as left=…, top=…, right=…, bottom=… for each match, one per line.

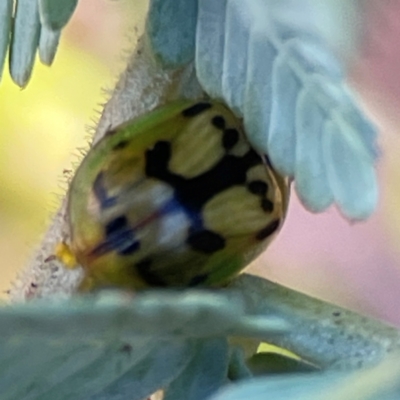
left=1, top=336, right=193, bottom=400
left=2, top=277, right=399, bottom=398
left=146, top=0, right=197, bottom=67
left=230, top=275, right=400, bottom=369
left=164, top=339, right=229, bottom=400
left=0, top=290, right=287, bottom=339
left=87, top=339, right=193, bottom=400
left=9, top=0, right=41, bottom=87
left=0, top=0, right=12, bottom=82
left=0, top=289, right=287, bottom=399
left=39, top=25, right=61, bottom=66
left=210, top=356, right=400, bottom=400
left=196, top=0, right=378, bottom=220
left=209, top=373, right=348, bottom=400
left=39, top=0, right=79, bottom=31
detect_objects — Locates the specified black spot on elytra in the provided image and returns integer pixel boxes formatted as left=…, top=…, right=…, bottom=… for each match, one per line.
left=187, top=230, right=225, bottom=253
left=105, top=216, right=128, bottom=235
left=256, top=219, right=280, bottom=241
left=182, top=102, right=212, bottom=117
left=222, top=128, right=239, bottom=150
left=112, top=140, right=129, bottom=151
left=261, top=198, right=274, bottom=213
left=90, top=216, right=140, bottom=257
left=146, top=141, right=261, bottom=213
left=93, top=171, right=117, bottom=209
left=211, top=115, right=226, bottom=130
left=248, top=180, right=268, bottom=196
left=145, top=141, right=171, bottom=179
left=145, top=140, right=263, bottom=252
left=135, top=258, right=167, bottom=286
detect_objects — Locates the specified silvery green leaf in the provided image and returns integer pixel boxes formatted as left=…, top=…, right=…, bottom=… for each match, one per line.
left=0, top=0, right=12, bottom=82
left=164, top=339, right=229, bottom=400
left=230, top=274, right=400, bottom=370
left=266, top=50, right=302, bottom=176
left=39, top=25, right=61, bottom=66
left=295, top=78, right=378, bottom=218
left=242, top=24, right=276, bottom=165
left=323, top=112, right=378, bottom=220
left=209, top=373, right=346, bottom=400
left=146, top=0, right=197, bottom=67
left=195, top=0, right=378, bottom=220
left=265, top=35, right=343, bottom=179
left=221, top=0, right=250, bottom=114
left=195, top=0, right=226, bottom=98
left=0, top=289, right=286, bottom=398
left=0, top=0, right=78, bottom=85
left=39, top=0, right=78, bottom=31
left=210, top=356, right=400, bottom=400
left=294, top=89, right=334, bottom=211
left=0, top=291, right=287, bottom=339
left=1, top=336, right=192, bottom=400
left=228, top=346, right=253, bottom=381
left=87, top=340, right=193, bottom=400
left=1, top=281, right=398, bottom=399
left=9, top=0, right=41, bottom=87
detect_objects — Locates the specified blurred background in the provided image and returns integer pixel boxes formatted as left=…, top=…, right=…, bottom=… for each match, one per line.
left=1, top=0, right=400, bottom=325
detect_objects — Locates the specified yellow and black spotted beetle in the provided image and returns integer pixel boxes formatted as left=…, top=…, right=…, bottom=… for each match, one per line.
left=58, top=100, right=290, bottom=291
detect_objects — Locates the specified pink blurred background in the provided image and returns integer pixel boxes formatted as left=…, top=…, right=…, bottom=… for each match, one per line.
left=254, top=0, right=400, bottom=325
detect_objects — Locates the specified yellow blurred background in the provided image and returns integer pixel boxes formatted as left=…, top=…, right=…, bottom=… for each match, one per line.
left=0, top=0, right=148, bottom=298
left=1, top=0, right=400, bottom=325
